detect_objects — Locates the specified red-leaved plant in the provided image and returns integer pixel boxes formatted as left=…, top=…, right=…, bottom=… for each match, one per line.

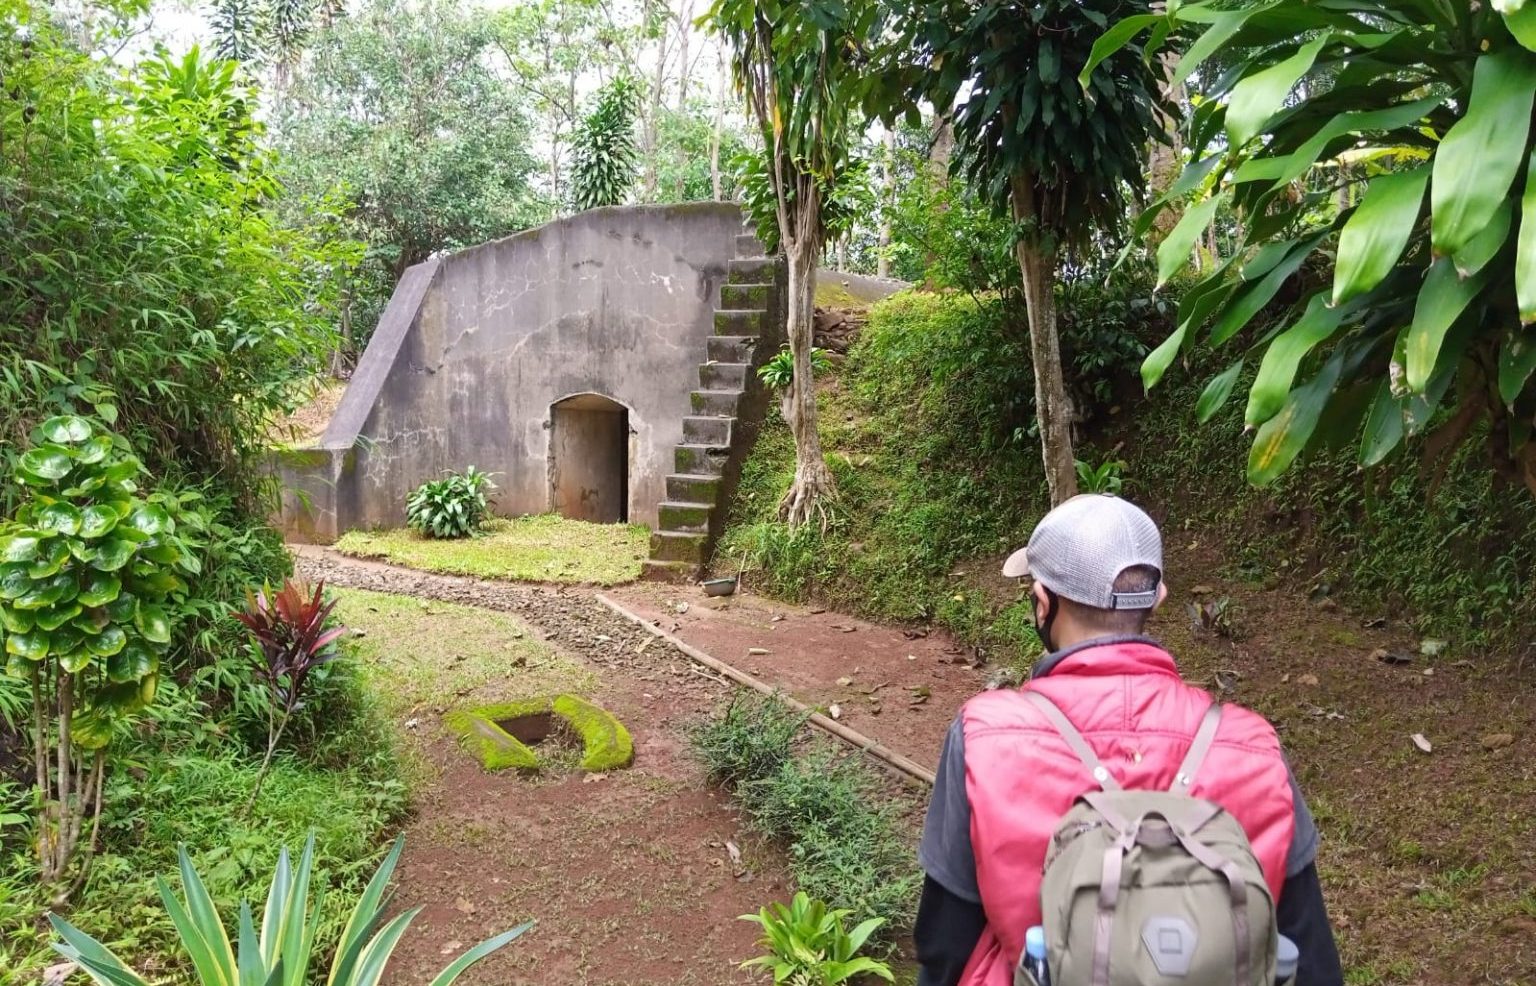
left=233, top=579, right=348, bottom=809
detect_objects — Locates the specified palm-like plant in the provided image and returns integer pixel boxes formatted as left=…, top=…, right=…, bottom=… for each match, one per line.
left=51, top=833, right=531, bottom=986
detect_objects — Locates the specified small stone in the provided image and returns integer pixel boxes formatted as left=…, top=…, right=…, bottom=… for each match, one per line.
left=453, top=897, right=476, bottom=915
left=836, top=676, right=853, bottom=687
left=1371, top=648, right=1411, bottom=665
left=1190, top=585, right=1215, bottom=596
left=1481, top=733, right=1516, bottom=751
left=1296, top=673, right=1320, bottom=686
left=440, top=941, right=463, bottom=955
left=829, top=703, right=842, bottom=720
left=1315, top=598, right=1338, bottom=612
left=1411, top=733, right=1433, bottom=754
left=748, top=647, right=770, bottom=655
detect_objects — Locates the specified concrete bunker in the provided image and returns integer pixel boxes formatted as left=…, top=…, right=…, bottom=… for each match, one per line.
left=549, top=393, right=630, bottom=523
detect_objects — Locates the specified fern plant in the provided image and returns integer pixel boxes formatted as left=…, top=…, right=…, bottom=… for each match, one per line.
left=739, top=892, right=893, bottom=986
left=50, top=832, right=531, bottom=985
left=758, top=346, right=833, bottom=391
left=405, top=467, right=494, bottom=539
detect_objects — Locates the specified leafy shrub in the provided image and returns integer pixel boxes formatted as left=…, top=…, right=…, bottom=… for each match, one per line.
left=689, top=692, right=805, bottom=788
left=1075, top=458, right=1127, bottom=495
left=405, top=467, right=494, bottom=539
left=0, top=416, right=197, bottom=896
left=570, top=75, right=640, bottom=210
left=759, top=346, right=834, bottom=392
left=50, top=833, right=531, bottom=986
left=235, top=579, right=349, bottom=805
left=734, top=149, right=873, bottom=255
left=740, top=892, right=894, bottom=986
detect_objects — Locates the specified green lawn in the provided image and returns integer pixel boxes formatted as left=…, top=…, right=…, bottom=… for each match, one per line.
left=334, top=514, right=649, bottom=585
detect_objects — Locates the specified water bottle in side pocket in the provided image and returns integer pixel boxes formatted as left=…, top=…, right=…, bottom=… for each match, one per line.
left=1013, top=925, right=1050, bottom=986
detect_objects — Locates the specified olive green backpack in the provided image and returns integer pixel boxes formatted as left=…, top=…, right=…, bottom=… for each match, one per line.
left=1015, top=691, right=1279, bottom=986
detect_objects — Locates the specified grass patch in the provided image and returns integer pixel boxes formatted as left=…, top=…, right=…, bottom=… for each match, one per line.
left=689, top=694, right=921, bottom=943
left=330, top=587, right=595, bottom=714
left=814, top=278, right=870, bottom=309
left=445, top=694, right=633, bottom=773
left=335, top=514, right=649, bottom=586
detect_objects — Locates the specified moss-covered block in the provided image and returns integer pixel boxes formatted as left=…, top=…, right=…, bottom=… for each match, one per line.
left=444, top=694, right=633, bottom=774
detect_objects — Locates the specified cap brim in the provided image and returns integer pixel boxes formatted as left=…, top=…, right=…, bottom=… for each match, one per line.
left=1001, top=547, right=1030, bottom=578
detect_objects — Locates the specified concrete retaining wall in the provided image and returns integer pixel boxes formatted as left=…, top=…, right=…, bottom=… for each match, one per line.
left=276, top=203, right=744, bottom=542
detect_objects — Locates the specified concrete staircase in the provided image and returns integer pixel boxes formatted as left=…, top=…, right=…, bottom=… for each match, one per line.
left=644, top=231, right=785, bottom=580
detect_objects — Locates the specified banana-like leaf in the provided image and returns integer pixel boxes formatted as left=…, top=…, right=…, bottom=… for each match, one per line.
left=1332, top=164, right=1429, bottom=305
left=1235, top=96, right=1444, bottom=191
left=1500, top=328, right=1536, bottom=408
left=1452, top=199, right=1513, bottom=278
left=427, top=922, right=536, bottom=986
left=1225, top=34, right=1329, bottom=147
left=1172, top=2, right=1283, bottom=87
left=1196, top=360, right=1246, bottom=423
left=1360, top=377, right=1405, bottom=468
left=1077, top=13, right=1163, bottom=88
left=1405, top=258, right=1489, bottom=392
left=1141, top=325, right=1189, bottom=392
left=1503, top=4, right=1536, bottom=53
left=1518, top=148, right=1536, bottom=324
left=1247, top=352, right=1345, bottom=486
left=1156, top=192, right=1226, bottom=288
left=1430, top=48, right=1536, bottom=257
left=1210, top=232, right=1328, bottom=345
left=48, top=913, right=151, bottom=986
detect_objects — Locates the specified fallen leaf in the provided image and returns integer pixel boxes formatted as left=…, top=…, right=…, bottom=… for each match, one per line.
left=726, top=840, right=742, bottom=865
left=770, top=614, right=785, bottom=622
left=1361, top=617, right=1386, bottom=629
left=636, top=637, right=655, bottom=654
left=404, top=718, right=420, bottom=730
left=836, top=676, right=853, bottom=687
left=1371, top=649, right=1411, bottom=665
left=1296, top=673, right=1320, bottom=687
left=809, top=607, right=827, bottom=615
left=440, top=941, right=463, bottom=955
left=832, top=624, right=857, bottom=633
left=829, top=703, right=842, bottom=720
left=1190, top=584, right=1215, bottom=595
left=1411, top=733, right=1433, bottom=754
left=42, top=962, right=78, bottom=986
left=674, top=602, right=689, bottom=615
left=1481, top=733, right=1516, bottom=751
left=582, top=772, right=608, bottom=783
left=453, top=897, right=476, bottom=915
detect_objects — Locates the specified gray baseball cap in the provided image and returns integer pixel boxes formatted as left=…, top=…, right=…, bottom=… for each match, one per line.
left=1002, top=494, right=1164, bottom=610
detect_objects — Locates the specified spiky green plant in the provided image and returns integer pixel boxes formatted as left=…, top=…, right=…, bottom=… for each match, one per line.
left=50, top=833, right=532, bottom=986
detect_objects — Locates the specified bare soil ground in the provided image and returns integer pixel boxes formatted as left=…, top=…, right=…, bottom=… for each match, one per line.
left=301, top=543, right=1536, bottom=986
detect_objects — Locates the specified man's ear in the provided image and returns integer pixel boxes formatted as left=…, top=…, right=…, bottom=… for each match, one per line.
left=1154, top=582, right=1169, bottom=610
left=1032, top=581, right=1052, bottom=615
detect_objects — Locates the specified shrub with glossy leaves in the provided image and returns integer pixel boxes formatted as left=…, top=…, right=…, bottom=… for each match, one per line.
left=739, top=891, right=894, bottom=986
left=405, top=467, right=495, bottom=540
left=759, top=346, right=834, bottom=391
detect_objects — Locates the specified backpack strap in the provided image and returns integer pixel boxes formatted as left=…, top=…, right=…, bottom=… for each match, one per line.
left=1168, top=701, right=1224, bottom=794
left=1023, top=690, right=1122, bottom=792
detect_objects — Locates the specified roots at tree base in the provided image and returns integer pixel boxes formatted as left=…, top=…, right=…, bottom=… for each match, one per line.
left=779, top=460, right=837, bottom=530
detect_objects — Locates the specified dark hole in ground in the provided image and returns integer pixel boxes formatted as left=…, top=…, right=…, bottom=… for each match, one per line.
left=497, top=712, right=580, bottom=757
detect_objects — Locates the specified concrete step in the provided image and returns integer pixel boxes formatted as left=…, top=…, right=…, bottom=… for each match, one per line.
left=650, top=530, right=708, bottom=564
left=721, top=282, right=772, bottom=310
left=728, top=256, right=779, bottom=284
left=735, top=233, right=767, bottom=257
left=642, top=559, right=696, bottom=582
left=658, top=500, right=714, bottom=534
left=708, top=335, right=758, bottom=364
left=715, top=309, right=766, bottom=336
left=699, top=362, right=748, bottom=391
left=690, top=390, right=741, bottom=416
left=666, top=473, right=721, bottom=502
left=683, top=415, right=733, bottom=445
left=675, top=443, right=729, bottom=476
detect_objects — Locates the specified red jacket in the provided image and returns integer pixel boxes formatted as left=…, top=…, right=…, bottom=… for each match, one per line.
left=955, top=640, right=1295, bottom=986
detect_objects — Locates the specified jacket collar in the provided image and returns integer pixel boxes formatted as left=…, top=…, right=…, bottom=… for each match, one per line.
left=1030, top=635, right=1179, bottom=679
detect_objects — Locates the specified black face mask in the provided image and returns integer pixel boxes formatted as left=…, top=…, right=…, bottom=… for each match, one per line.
left=1033, top=586, right=1061, bottom=654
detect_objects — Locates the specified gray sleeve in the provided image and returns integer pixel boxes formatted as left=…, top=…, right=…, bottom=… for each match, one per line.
left=1286, top=764, right=1320, bottom=878
left=918, top=716, right=981, bottom=904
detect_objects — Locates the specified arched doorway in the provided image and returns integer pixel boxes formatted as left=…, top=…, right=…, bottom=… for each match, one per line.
left=549, top=394, right=630, bottom=523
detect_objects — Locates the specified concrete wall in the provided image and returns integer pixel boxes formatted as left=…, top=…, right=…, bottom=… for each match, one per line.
left=280, top=203, right=743, bottom=540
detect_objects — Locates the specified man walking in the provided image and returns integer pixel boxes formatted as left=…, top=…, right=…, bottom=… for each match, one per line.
left=915, top=495, right=1343, bottom=986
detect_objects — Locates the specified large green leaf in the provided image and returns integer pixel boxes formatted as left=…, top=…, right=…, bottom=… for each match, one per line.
left=34, top=602, right=83, bottom=632
left=1077, top=13, right=1163, bottom=87
left=5, top=630, right=49, bottom=661
left=75, top=435, right=114, bottom=466
left=1, top=534, right=43, bottom=564
left=1233, top=96, right=1443, bottom=191
left=0, top=563, right=32, bottom=600
left=37, top=415, right=94, bottom=445
left=1247, top=353, right=1345, bottom=485
left=1518, top=147, right=1536, bottom=324
left=1507, top=4, right=1536, bottom=52
left=427, top=923, right=536, bottom=986
left=48, top=912, right=152, bottom=986
left=1156, top=193, right=1226, bottom=288
left=1499, top=328, right=1536, bottom=407
left=78, top=571, right=122, bottom=607
left=1196, top=360, right=1246, bottom=423
left=1245, top=294, right=1352, bottom=427
left=1209, top=232, right=1328, bottom=345
left=0, top=607, right=34, bottom=633
left=1225, top=34, right=1329, bottom=147
left=1172, top=2, right=1283, bottom=87
left=86, top=625, right=128, bottom=658
left=80, top=505, right=121, bottom=539
left=135, top=604, right=172, bottom=645
left=91, top=539, right=138, bottom=572
left=14, top=573, right=75, bottom=611
left=70, top=707, right=114, bottom=750
left=27, top=538, right=71, bottom=579
left=1405, top=258, right=1489, bottom=392
left=107, top=642, right=159, bottom=684
left=34, top=502, right=84, bottom=536
left=126, top=504, right=173, bottom=537
left=1430, top=48, right=1536, bottom=257
left=1451, top=199, right=1513, bottom=278
left=1332, top=165, right=1429, bottom=305
left=19, top=446, right=74, bottom=482
left=1141, top=324, right=1189, bottom=391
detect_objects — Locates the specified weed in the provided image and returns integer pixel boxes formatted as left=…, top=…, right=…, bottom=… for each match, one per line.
left=689, top=693, right=805, bottom=788
left=1075, top=457, right=1128, bottom=495
left=739, top=892, right=894, bottom=985
left=1186, top=596, right=1239, bottom=638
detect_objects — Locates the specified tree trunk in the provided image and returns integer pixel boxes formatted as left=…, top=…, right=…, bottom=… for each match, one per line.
left=1147, top=51, right=1187, bottom=244
left=877, top=130, right=895, bottom=279
left=710, top=44, right=725, bottom=201
left=836, top=238, right=847, bottom=273
left=779, top=236, right=836, bottom=526
left=1009, top=172, right=1078, bottom=505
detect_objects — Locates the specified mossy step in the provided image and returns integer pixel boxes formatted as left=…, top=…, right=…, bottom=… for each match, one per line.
left=683, top=415, right=733, bottom=445
left=445, top=694, right=633, bottom=774
left=650, top=530, right=708, bottom=563
left=690, top=390, right=741, bottom=416
left=666, top=473, right=721, bottom=501
left=721, top=283, right=772, bottom=309
left=658, top=500, right=714, bottom=533
left=728, top=256, right=780, bottom=284
left=715, top=309, right=766, bottom=336
left=699, top=362, right=748, bottom=391
left=735, top=233, right=767, bottom=257
left=675, top=443, right=729, bottom=476
left=708, top=335, right=757, bottom=364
